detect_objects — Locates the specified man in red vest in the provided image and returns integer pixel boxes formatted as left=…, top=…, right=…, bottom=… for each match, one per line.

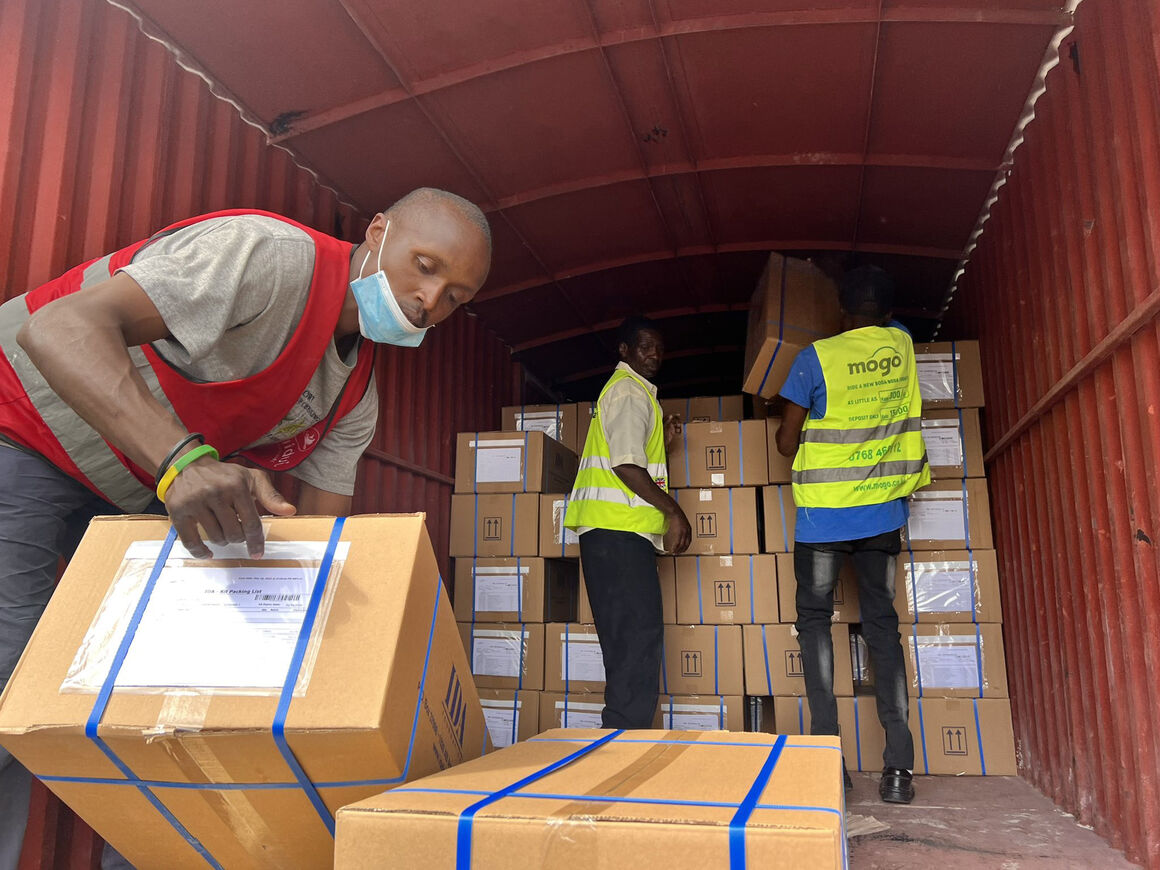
left=0, top=188, right=491, bottom=869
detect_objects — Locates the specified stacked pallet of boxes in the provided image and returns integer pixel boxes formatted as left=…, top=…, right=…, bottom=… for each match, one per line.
left=449, top=421, right=581, bottom=750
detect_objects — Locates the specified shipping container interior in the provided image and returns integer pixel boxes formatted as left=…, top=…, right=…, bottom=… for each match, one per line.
left=2, top=0, right=1158, bottom=866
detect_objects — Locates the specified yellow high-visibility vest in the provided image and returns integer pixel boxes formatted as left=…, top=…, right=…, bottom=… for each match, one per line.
left=563, top=368, right=669, bottom=534
left=791, top=326, right=931, bottom=508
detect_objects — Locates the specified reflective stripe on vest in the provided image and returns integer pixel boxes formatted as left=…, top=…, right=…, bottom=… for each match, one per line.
left=791, top=326, right=931, bottom=508
left=563, top=368, right=669, bottom=535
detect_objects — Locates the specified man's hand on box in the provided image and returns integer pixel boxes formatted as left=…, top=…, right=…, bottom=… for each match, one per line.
left=665, top=506, right=692, bottom=555
left=663, top=413, right=682, bottom=450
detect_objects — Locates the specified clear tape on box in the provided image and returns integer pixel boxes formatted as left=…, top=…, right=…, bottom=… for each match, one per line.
left=480, top=696, right=526, bottom=748
left=902, top=558, right=984, bottom=617
left=469, top=628, right=529, bottom=678
left=916, top=352, right=961, bottom=403
left=908, top=625, right=987, bottom=693
left=61, top=534, right=348, bottom=699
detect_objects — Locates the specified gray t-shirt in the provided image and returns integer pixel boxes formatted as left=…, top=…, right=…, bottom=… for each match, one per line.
left=117, top=215, right=377, bottom=496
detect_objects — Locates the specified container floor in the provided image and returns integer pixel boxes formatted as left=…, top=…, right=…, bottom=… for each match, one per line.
left=846, top=773, right=1136, bottom=868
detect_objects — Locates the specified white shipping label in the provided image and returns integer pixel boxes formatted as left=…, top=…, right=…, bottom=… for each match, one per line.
left=514, top=412, right=561, bottom=441
left=710, top=473, right=725, bottom=486
left=553, top=501, right=579, bottom=545
left=475, top=447, right=524, bottom=483
left=472, top=633, right=525, bottom=677
left=908, top=567, right=974, bottom=613
left=562, top=635, right=606, bottom=682
left=908, top=495, right=967, bottom=542
left=917, top=357, right=960, bottom=402
left=699, top=490, right=713, bottom=502
left=556, top=702, right=604, bottom=728
left=921, top=427, right=964, bottom=467
left=480, top=699, right=522, bottom=748
left=474, top=574, right=521, bottom=613
left=912, top=636, right=982, bottom=689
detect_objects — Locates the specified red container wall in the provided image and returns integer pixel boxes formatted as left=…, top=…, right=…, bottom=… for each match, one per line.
left=0, top=0, right=514, bottom=866
left=944, top=0, right=1160, bottom=865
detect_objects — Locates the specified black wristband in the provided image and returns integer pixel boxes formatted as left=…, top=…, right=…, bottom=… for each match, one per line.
left=154, top=432, right=205, bottom=487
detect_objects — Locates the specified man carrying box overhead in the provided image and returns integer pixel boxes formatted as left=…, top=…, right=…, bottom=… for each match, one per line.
left=775, top=266, right=930, bottom=804
left=0, top=188, right=491, bottom=869
left=564, top=317, right=691, bottom=728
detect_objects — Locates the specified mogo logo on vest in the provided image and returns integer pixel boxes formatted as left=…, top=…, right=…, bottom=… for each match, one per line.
left=848, top=346, right=904, bottom=378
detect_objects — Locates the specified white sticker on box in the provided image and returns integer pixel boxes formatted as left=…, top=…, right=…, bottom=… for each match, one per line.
left=472, top=630, right=525, bottom=677
left=921, top=427, right=964, bottom=467
left=661, top=703, right=724, bottom=731
left=480, top=698, right=522, bottom=748
left=917, top=356, right=960, bottom=402
left=555, top=701, right=604, bottom=728
left=710, top=473, right=725, bottom=486
left=474, top=446, right=524, bottom=483
left=908, top=566, right=974, bottom=613
left=474, top=574, right=521, bottom=613
left=912, top=635, right=981, bottom=689
left=562, top=633, right=606, bottom=682
left=699, top=489, right=713, bottom=502
left=514, top=411, right=562, bottom=441
left=719, top=556, right=733, bottom=567
left=907, top=493, right=967, bottom=542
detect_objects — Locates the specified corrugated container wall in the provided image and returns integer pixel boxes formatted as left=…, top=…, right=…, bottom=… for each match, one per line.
left=0, top=0, right=515, bottom=865
left=943, top=0, right=1160, bottom=865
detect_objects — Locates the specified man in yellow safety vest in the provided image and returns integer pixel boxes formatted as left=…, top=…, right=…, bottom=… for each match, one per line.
left=775, top=266, right=930, bottom=804
left=564, top=316, right=691, bottom=728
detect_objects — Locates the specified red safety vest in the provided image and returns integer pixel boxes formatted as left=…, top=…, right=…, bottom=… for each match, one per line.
left=0, top=209, right=376, bottom=503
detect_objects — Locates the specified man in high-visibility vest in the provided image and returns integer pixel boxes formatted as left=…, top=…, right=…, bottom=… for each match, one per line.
left=564, top=316, right=691, bottom=728
left=775, top=266, right=930, bottom=804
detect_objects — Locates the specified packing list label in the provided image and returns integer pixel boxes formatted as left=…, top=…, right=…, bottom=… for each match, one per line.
left=911, top=635, right=982, bottom=690
left=917, top=353, right=960, bottom=401
left=920, top=420, right=965, bottom=467
left=514, top=411, right=561, bottom=441
left=480, top=698, right=522, bottom=748
left=473, top=443, right=524, bottom=483
left=906, top=562, right=974, bottom=613
left=472, top=630, right=525, bottom=677
left=908, top=492, right=967, bottom=542
left=562, top=633, right=606, bottom=682
left=556, top=701, right=603, bottom=729
left=473, top=569, right=525, bottom=613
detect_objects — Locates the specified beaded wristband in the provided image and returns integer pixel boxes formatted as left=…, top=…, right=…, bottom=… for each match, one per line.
left=156, top=444, right=220, bottom=504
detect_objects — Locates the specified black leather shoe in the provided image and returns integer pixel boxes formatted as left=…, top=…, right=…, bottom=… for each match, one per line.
left=879, top=767, right=914, bottom=804
left=843, top=765, right=853, bottom=793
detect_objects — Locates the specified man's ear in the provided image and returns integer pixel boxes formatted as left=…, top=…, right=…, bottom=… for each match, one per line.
left=617, top=341, right=630, bottom=360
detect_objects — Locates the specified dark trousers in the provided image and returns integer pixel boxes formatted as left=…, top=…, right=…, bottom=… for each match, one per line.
left=794, top=528, right=914, bottom=771
left=578, top=529, right=662, bottom=729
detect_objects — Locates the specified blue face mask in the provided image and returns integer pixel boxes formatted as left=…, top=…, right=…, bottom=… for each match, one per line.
left=349, top=220, right=430, bottom=347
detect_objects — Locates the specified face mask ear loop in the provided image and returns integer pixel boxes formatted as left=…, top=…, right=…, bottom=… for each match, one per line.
left=375, top=219, right=390, bottom=273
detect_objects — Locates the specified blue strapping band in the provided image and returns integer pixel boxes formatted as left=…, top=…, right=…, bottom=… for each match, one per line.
left=455, top=730, right=624, bottom=869
left=956, top=407, right=968, bottom=476
left=473, top=431, right=480, bottom=494
left=522, top=431, right=529, bottom=493
left=713, top=626, right=720, bottom=695
left=748, top=557, right=755, bottom=623
left=968, top=548, right=978, bottom=624
left=912, top=624, right=924, bottom=697
left=510, top=691, right=519, bottom=747
left=516, top=557, right=523, bottom=623
left=84, top=527, right=223, bottom=869
left=563, top=623, right=570, bottom=693
left=960, top=477, right=971, bottom=549
left=797, top=697, right=804, bottom=733
left=696, top=557, right=705, bottom=623
left=667, top=696, right=675, bottom=729
left=718, top=695, right=725, bottom=729
left=757, top=264, right=790, bottom=395
left=717, top=396, right=723, bottom=418
left=853, top=697, right=863, bottom=771
left=761, top=625, right=773, bottom=695
left=974, top=623, right=984, bottom=698
left=907, top=550, right=919, bottom=622
left=271, top=516, right=346, bottom=837
left=728, top=734, right=788, bottom=870
left=917, top=699, right=929, bottom=773
left=973, top=699, right=987, bottom=775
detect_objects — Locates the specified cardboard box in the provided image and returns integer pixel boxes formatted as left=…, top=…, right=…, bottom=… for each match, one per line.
left=653, top=695, right=744, bottom=731
left=921, top=409, right=985, bottom=479
left=454, top=431, right=577, bottom=494
left=578, top=558, right=677, bottom=625
left=895, top=549, right=1002, bottom=623
left=903, top=623, right=1008, bottom=698
left=674, top=555, right=778, bottom=624
left=667, top=421, right=769, bottom=488
left=0, top=515, right=490, bottom=870
left=537, top=692, right=606, bottom=730
left=450, top=493, right=540, bottom=557
left=501, top=403, right=583, bottom=453
left=335, top=730, right=846, bottom=870
left=674, top=487, right=760, bottom=555
left=543, top=623, right=606, bottom=694
left=458, top=622, right=545, bottom=691
left=453, top=558, right=577, bottom=623
left=762, top=485, right=796, bottom=553
left=742, top=253, right=842, bottom=400
left=911, top=698, right=1016, bottom=775
left=576, top=401, right=595, bottom=451
left=477, top=689, right=539, bottom=749
left=661, top=625, right=744, bottom=696
left=660, top=395, right=745, bottom=422
left=775, top=553, right=861, bottom=624
left=538, top=494, right=580, bottom=558
left=764, top=418, right=797, bottom=484
left=903, top=478, right=994, bottom=550
left=772, top=695, right=890, bottom=773
left=913, top=340, right=985, bottom=409
left=742, top=624, right=853, bottom=697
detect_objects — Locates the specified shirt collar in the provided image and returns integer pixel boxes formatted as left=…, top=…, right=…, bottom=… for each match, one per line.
left=615, top=360, right=659, bottom=398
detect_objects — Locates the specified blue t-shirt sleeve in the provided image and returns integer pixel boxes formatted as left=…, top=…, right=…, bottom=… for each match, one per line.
left=778, top=346, right=825, bottom=417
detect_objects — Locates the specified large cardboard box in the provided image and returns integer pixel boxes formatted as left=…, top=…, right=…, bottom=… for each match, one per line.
left=674, top=487, right=760, bottom=555
left=764, top=418, right=797, bottom=484
left=661, top=625, right=744, bottom=696
left=477, top=689, right=539, bottom=749
left=775, top=553, right=861, bottom=624
left=667, top=421, right=769, bottom=488
left=660, top=395, right=745, bottom=422
left=911, top=698, right=1016, bottom=775
left=538, top=494, right=580, bottom=558
left=674, top=555, right=778, bottom=625
left=655, top=695, right=745, bottom=731
left=335, top=730, right=847, bottom=870
left=454, top=431, right=577, bottom=494
left=895, top=549, right=1002, bottom=623
left=0, top=515, right=490, bottom=870
left=742, top=624, right=853, bottom=697
left=762, top=485, right=796, bottom=553
left=773, top=695, right=892, bottom=773
left=913, top=340, right=985, bottom=409
left=578, top=558, right=676, bottom=625
left=453, top=557, right=577, bottom=623
left=903, top=478, right=994, bottom=551
left=921, top=409, right=985, bottom=479
left=543, top=623, right=606, bottom=694
left=450, top=493, right=540, bottom=557
left=458, top=622, right=546, bottom=691
left=743, top=253, right=842, bottom=399
left=538, top=692, right=606, bottom=730
left=501, top=403, right=584, bottom=453
left=903, top=623, right=1008, bottom=698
